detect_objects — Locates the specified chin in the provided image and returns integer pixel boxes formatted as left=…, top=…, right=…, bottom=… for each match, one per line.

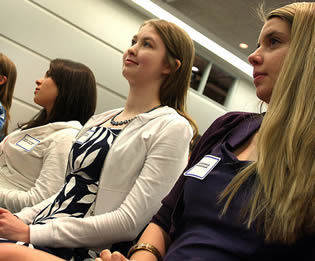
left=257, top=94, right=271, bottom=104
left=256, top=88, right=272, bottom=104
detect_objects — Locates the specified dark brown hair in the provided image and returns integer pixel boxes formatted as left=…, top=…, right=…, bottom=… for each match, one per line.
left=21, top=58, right=97, bottom=129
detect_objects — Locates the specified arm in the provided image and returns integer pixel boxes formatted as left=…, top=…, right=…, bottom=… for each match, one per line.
left=129, top=223, right=171, bottom=261
left=0, top=132, right=75, bottom=212
left=0, top=193, right=59, bottom=241
left=0, top=208, right=30, bottom=242
left=15, top=192, right=60, bottom=224
left=29, top=118, right=192, bottom=248
left=0, top=243, right=64, bottom=261
left=97, top=223, right=170, bottom=261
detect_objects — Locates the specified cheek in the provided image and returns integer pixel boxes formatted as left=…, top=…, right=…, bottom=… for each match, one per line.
left=122, top=52, right=128, bottom=62
left=273, top=49, right=288, bottom=74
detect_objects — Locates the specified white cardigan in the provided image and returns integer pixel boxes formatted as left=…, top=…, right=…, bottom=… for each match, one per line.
left=16, top=106, right=193, bottom=251
left=0, top=121, right=82, bottom=212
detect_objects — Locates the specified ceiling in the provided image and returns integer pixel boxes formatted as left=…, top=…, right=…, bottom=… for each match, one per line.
left=152, top=0, right=312, bottom=63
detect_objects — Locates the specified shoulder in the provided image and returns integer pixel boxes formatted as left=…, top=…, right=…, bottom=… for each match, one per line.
left=43, top=121, right=82, bottom=140
left=189, top=111, right=261, bottom=161
left=148, top=108, right=192, bottom=136
left=215, top=111, right=257, bottom=123
left=145, top=106, right=190, bottom=125
left=206, top=111, right=261, bottom=132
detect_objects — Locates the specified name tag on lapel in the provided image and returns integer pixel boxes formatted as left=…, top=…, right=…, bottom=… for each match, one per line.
left=184, top=155, right=221, bottom=180
left=16, top=134, right=40, bottom=152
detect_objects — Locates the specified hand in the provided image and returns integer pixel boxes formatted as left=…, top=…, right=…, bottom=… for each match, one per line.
left=95, top=249, right=130, bottom=261
left=0, top=208, right=30, bottom=242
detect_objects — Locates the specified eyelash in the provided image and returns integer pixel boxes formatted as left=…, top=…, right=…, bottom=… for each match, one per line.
left=130, top=39, right=151, bottom=48
left=143, top=41, right=151, bottom=47
left=255, top=37, right=281, bottom=50
left=270, top=38, right=280, bottom=46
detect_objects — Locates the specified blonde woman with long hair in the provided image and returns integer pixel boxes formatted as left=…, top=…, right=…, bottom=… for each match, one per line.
left=95, top=2, right=313, bottom=260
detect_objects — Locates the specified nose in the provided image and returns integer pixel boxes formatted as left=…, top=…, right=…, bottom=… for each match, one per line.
left=35, top=78, right=43, bottom=86
left=248, top=48, right=263, bottom=66
left=127, top=43, right=137, bottom=56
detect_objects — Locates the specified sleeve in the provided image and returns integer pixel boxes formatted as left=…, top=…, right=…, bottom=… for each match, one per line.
left=29, top=117, right=193, bottom=248
left=0, top=103, right=6, bottom=133
left=0, top=129, right=77, bottom=213
left=151, top=174, right=185, bottom=234
left=14, top=192, right=59, bottom=224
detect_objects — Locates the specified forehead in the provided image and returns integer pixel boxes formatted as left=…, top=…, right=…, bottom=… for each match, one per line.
left=135, top=24, right=160, bottom=40
left=258, top=17, right=291, bottom=41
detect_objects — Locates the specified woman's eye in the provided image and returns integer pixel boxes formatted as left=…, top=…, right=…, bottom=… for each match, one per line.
left=270, top=38, right=280, bottom=46
left=131, top=39, right=136, bottom=46
left=143, top=41, right=151, bottom=47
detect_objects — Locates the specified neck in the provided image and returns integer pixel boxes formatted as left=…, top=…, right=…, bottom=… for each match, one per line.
left=123, top=84, right=161, bottom=116
left=44, top=108, right=51, bottom=120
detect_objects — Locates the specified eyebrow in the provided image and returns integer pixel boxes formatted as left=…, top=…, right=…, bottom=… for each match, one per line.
left=132, top=35, right=155, bottom=42
left=256, top=31, right=288, bottom=47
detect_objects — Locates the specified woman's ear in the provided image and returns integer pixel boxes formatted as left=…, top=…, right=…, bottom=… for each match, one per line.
left=0, top=75, right=7, bottom=85
left=174, top=59, right=181, bottom=72
left=162, top=59, right=182, bottom=75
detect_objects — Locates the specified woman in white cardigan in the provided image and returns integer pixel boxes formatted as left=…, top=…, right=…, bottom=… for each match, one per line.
left=0, top=19, right=198, bottom=260
left=0, top=58, right=97, bottom=212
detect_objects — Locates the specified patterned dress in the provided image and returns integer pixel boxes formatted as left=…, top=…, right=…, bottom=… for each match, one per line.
left=0, top=126, right=121, bottom=260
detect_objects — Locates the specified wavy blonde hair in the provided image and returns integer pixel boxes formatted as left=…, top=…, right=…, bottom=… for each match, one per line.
left=220, top=2, right=315, bottom=244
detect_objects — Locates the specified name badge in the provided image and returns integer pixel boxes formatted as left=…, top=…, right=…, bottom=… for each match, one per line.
left=184, top=155, right=221, bottom=180
left=76, top=129, right=95, bottom=145
left=16, top=134, right=40, bottom=152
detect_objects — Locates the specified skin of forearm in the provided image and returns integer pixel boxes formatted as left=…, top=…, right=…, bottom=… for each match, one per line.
left=130, top=223, right=171, bottom=260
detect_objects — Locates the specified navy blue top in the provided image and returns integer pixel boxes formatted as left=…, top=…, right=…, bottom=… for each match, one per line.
left=152, top=112, right=315, bottom=260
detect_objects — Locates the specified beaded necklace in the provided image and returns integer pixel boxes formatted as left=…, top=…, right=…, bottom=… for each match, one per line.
left=110, top=104, right=162, bottom=126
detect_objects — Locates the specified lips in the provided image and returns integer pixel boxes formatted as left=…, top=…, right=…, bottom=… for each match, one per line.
left=125, top=58, right=138, bottom=65
left=253, top=72, right=267, bottom=79
left=253, top=71, right=267, bottom=85
left=34, top=88, right=40, bottom=94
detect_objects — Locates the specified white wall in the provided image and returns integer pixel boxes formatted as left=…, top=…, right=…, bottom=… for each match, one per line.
left=1, top=0, right=259, bottom=135
left=1, top=0, right=143, bottom=132
left=225, top=78, right=261, bottom=112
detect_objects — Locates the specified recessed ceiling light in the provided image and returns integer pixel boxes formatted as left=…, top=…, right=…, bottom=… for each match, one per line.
left=239, top=43, right=248, bottom=49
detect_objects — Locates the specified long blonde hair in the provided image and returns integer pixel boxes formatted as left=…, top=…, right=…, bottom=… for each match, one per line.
left=220, top=2, right=315, bottom=244
left=141, top=19, right=198, bottom=141
left=0, top=53, right=17, bottom=136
